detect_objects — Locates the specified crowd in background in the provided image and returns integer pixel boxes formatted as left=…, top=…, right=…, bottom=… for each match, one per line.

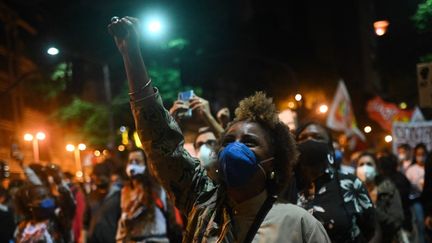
left=2, top=93, right=431, bottom=243
left=0, top=16, right=432, bottom=243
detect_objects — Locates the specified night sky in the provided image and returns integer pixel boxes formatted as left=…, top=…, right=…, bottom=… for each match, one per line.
left=3, top=0, right=430, bottom=137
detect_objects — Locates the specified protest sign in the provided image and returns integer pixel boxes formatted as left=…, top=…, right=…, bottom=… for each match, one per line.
left=392, top=121, right=432, bottom=153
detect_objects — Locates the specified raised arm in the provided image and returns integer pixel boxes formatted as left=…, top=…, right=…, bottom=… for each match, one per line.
left=108, top=17, right=213, bottom=213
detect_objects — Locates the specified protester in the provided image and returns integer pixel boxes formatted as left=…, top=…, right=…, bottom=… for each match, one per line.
left=116, top=148, right=182, bottom=242
left=422, top=150, right=432, bottom=241
left=64, top=172, right=87, bottom=243
left=170, top=96, right=221, bottom=180
left=397, top=144, right=412, bottom=173
left=109, top=16, right=330, bottom=242
left=191, top=127, right=218, bottom=180
left=356, top=152, right=404, bottom=242
left=170, top=95, right=224, bottom=138
left=405, top=143, right=427, bottom=243
left=14, top=180, right=76, bottom=242
left=0, top=185, right=15, bottom=243
left=293, top=122, right=376, bottom=242
left=85, top=162, right=121, bottom=243
left=378, top=154, right=413, bottom=237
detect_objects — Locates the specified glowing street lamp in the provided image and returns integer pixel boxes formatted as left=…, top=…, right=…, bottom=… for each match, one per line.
left=23, top=132, right=46, bottom=162
left=47, top=47, right=59, bottom=56
left=148, top=20, right=162, bottom=33
left=94, top=150, right=101, bottom=157
left=141, top=13, right=167, bottom=38
left=384, top=135, right=393, bottom=143
left=318, top=104, right=329, bottom=114
left=36, top=132, right=46, bottom=140
left=66, top=143, right=86, bottom=180
left=78, top=143, right=86, bottom=151
left=118, top=145, right=126, bottom=152
left=364, top=126, right=372, bottom=134
left=66, top=144, right=75, bottom=152
left=24, top=134, right=33, bottom=141
left=294, top=94, right=302, bottom=102
left=374, top=20, right=389, bottom=36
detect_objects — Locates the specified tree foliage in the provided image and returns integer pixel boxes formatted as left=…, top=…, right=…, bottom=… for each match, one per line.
left=413, top=0, right=432, bottom=31
left=52, top=63, right=201, bottom=147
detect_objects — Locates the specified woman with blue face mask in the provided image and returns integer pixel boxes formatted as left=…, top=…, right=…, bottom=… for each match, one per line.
left=108, top=16, right=330, bottom=243
left=356, top=152, right=405, bottom=243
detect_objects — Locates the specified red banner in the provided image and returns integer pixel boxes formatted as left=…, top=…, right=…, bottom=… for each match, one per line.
left=366, top=96, right=413, bottom=131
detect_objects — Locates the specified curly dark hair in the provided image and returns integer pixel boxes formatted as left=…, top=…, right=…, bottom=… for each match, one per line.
left=224, top=92, right=298, bottom=195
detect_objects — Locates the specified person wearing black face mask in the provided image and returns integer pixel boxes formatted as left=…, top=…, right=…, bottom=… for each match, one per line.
left=84, top=161, right=121, bottom=243
left=292, top=122, right=376, bottom=243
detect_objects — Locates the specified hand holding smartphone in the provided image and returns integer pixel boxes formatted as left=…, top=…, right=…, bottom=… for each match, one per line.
left=177, top=90, right=194, bottom=119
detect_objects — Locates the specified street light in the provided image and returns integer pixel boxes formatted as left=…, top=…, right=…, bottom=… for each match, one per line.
left=294, top=94, right=302, bottom=102
left=23, top=132, right=45, bottom=162
left=141, top=13, right=166, bottom=38
left=384, top=135, right=393, bottom=143
left=78, top=143, right=86, bottom=151
left=364, top=126, right=372, bottom=134
left=47, top=47, right=59, bottom=56
left=374, top=20, right=389, bottom=36
left=318, top=104, right=329, bottom=114
left=66, top=144, right=75, bottom=152
left=66, top=143, right=86, bottom=179
left=36, top=132, right=46, bottom=140
left=24, top=134, right=33, bottom=141
left=148, top=20, right=162, bottom=33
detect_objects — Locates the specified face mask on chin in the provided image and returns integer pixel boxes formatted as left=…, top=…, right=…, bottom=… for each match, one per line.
left=218, top=142, right=273, bottom=188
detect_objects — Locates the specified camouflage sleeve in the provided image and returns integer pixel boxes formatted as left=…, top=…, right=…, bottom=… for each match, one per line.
left=130, top=88, right=214, bottom=214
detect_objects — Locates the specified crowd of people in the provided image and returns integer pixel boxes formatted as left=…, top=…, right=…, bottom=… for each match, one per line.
left=0, top=16, right=431, bottom=243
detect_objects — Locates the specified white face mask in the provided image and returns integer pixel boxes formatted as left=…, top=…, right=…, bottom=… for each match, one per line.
left=356, top=165, right=377, bottom=183
left=126, top=164, right=146, bottom=177
left=197, top=144, right=216, bottom=168
left=398, top=153, right=407, bottom=161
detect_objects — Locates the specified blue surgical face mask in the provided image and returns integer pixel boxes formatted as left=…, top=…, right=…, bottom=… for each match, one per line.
left=218, top=142, right=273, bottom=188
left=32, top=198, right=56, bottom=220
left=40, top=198, right=56, bottom=209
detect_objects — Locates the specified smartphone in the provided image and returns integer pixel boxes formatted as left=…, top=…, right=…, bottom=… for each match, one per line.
left=177, top=90, right=194, bottom=118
